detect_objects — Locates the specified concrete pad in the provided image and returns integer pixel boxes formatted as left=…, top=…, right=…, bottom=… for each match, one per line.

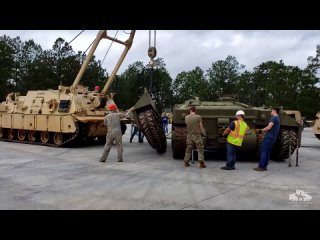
left=0, top=126, right=319, bottom=209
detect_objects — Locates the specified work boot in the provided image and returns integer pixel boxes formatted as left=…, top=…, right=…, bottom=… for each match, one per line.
left=221, top=166, right=232, bottom=170
left=253, top=167, right=266, bottom=171
left=118, top=159, right=123, bottom=162
left=199, top=161, right=206, bottom=169
left=99, top=158, right=106, bottom=162
left=184, top=161, right=190, bottom=167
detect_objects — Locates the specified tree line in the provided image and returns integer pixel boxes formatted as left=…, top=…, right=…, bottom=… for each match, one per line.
left=1, top=35, right=319, bottom=119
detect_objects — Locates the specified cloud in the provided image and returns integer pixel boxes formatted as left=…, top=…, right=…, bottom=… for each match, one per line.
left=0, top=30, right=319, bottom=78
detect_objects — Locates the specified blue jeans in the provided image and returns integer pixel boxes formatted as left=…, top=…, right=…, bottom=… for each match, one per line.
left=226, top=142, right=237, bottom=167
left=259, top=138, right=275, bottom=168
left=163, top=123, right=168, bottom=135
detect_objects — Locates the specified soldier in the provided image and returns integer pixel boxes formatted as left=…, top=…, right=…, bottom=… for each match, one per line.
left=184, top=106, right=207, bottom=169
left=221, top=110, right=249, bottom=170
left=99, top=103, right=134, bottom=163
left=94, top=85, right=100, bottom=93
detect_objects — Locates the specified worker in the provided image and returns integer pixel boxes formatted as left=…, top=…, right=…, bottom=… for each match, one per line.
left=183, top=106, right=207, bottom=169
left=99, top=104, right=134, bottom=163
left=130, top=122, right=144, bottom=143
left=221, top=110, right=249, bottom=170
left=254, top=107, right=280, bottom=171
left=94, top=85, right=100, bottom=93
left=162, top=112, right=169, bottom=135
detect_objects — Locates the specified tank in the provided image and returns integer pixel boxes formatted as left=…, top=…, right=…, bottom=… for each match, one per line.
left=171, top=97, right=303, bottom=161
left=0, top=30, right=135, bottom=146
left=313, top=112, right=320, bottom=140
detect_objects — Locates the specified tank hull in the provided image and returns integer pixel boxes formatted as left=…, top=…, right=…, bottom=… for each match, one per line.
left=171, top=99, right=302, bottom=161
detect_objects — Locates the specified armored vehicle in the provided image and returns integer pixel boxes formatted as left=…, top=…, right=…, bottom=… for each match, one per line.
left=0, top=30, right=135, bottom=146
left=313, top=112, right=320, bottom=140
left=171, top=98, right=303, bottom=161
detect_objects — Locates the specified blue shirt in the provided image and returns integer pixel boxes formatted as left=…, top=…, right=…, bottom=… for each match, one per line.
left=162, top=116, right=168, bottom=124
left=228, top=121, right=235, bottom=131
left=264, top=115, right=280, bottom=142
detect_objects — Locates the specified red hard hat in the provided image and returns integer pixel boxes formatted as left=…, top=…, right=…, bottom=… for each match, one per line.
left=108, top=104, right=117, bottom=111
left=95, top=86, right=100, bottom=91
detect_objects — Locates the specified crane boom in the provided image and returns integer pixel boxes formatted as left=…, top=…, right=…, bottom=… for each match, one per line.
left=101, top=30, right=135, bottom=96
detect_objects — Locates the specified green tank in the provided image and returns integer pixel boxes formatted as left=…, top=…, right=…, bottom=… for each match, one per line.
left=171, top=97, right=303, bottom=161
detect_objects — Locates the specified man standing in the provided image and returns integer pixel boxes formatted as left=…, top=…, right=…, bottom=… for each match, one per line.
left=221, top=110, right=249, bottom=170
left=99, top=104, right=134, bottom=163
left=254, top=107, right=280, bottom=171
left=162, top=113, right=169, bottom=135
left=184, top=106, right=207, bottom=169
left=130, top=122, right=144, bottom=143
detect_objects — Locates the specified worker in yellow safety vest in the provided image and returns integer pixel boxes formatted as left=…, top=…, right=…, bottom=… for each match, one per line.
left=221, top=110, right=249, bottom=170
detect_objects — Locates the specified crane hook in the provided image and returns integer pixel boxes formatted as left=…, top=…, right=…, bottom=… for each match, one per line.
left=147, top=30, right=157, bottom=68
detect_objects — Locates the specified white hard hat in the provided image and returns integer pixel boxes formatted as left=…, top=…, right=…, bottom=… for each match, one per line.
left=236, top=110, right=245, bottom=116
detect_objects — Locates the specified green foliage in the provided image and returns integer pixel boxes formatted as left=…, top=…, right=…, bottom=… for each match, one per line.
left=206, top=55, right=245, bottom=99
left=172, top=67, right=209, bottom=102
left=0, top=34, right=319, bottom=119
left=0, top=35, right=105, bottom=100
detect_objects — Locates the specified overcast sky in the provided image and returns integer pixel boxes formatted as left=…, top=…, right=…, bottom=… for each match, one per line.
left=1, top=30, right=319, bottom=78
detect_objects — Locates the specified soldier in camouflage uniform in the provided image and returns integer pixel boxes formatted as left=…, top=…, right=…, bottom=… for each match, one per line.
left=99, top=104, right=134, bottom=163
left=184, top=106, right=207, bottom=168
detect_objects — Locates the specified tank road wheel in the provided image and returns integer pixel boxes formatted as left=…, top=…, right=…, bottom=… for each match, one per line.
left=271, top=129, right=298, bottom=161
left=138, top=109, right=167, bottom=154
left=17, top=129, right=26, bottom=141
left=40, top=131, right=50, bottom=144
left=172, top=139, right=186, bottom=159
left=8, top=129, right=15, bottom=140
left=28, top=131, right=37, bottom=142
left=0, top=128, right=3, bottom=139
left=53, top=132, right=63, bottom=145
left=171, top=126, right=187, bottom=159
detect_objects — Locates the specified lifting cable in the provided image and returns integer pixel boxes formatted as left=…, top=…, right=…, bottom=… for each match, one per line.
left=101, top=30, right=119, bottom=65
left=66, top=30, right=85, bottom=45
left=82, top=39, right=95, bottom=57
left=148, top=30, right=156, bottom=49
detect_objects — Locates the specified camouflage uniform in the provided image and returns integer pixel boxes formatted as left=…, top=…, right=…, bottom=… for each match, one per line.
left=184, top=113, right=205, bottom=166
left=100, top=111, right=131, bottom=162
left=184, top=134, right=204, bottom=162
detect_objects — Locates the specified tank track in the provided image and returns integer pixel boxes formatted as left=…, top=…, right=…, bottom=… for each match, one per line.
left=272, top=129, right=298, bottom=161
left=172, top=126, right=187, bottom=159
left=0, top=123, right=80, bottom=147
left=137, top=109, right=167, bottom=153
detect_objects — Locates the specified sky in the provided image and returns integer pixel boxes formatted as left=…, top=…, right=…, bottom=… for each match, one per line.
left=0, top=30, right=319, bottom=78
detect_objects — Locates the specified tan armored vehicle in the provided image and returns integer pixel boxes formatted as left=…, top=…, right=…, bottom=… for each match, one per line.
left=313, top=112, right=320, bottom=140
left=283, top=110, right=304, bottom=127
left=0, top=30, right=135, bottom=146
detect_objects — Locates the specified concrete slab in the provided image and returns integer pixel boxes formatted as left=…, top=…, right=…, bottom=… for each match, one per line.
left=0, top=126, right=319, bottom=209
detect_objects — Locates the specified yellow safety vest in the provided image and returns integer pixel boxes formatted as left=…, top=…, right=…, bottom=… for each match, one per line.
left=227, top=120, right=249, bottom=146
